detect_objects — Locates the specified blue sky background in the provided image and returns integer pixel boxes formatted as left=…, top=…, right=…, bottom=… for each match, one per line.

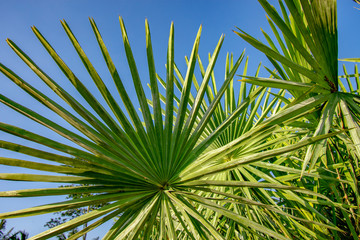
left=0, top=0, right=359, bottom=238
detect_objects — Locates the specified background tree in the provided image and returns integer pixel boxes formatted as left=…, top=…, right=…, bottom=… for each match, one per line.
left=0, top=220, right=28, bottom=240
left=44, top=185, right=102, bottom=240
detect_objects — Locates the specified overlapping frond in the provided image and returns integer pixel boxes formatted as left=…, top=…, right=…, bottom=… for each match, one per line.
left=235, top=0, right=360, bottom=238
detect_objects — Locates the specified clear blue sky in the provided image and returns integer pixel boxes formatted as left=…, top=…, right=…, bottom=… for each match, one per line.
left=0, top=0, right=359, bottom=238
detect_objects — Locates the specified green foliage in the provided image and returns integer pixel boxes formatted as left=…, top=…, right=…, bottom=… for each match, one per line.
left=0, top=0, right=359, bottom=239
left=235, top=0, right=360, bottom=238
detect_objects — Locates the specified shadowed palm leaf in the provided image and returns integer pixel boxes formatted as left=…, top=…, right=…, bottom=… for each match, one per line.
left=235, top=0, right=360, bottom=238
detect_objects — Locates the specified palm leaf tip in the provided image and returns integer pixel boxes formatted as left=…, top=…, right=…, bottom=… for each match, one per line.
left=236, top=0, right=338, bottom=92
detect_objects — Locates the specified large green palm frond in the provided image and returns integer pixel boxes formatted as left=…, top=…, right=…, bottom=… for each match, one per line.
left=0, top=17, right=301, bottom=239
left=0, top=14, right=345, bottom=239
left=0, top=17, right=233, bottom=239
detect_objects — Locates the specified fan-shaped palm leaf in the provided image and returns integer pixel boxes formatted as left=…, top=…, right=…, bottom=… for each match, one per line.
left=0, top=17, right=329, bottom=239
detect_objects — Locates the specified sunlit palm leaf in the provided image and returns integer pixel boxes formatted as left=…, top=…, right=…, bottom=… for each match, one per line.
left=234, top=0, right=360, bottom=238
left=0, top=17, right=327, bottom=239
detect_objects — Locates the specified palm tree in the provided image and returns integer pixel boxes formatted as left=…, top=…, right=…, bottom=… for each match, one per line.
left=235, top=0, right=359, bottom=238
left=0, top=0, right=357, bottom=239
